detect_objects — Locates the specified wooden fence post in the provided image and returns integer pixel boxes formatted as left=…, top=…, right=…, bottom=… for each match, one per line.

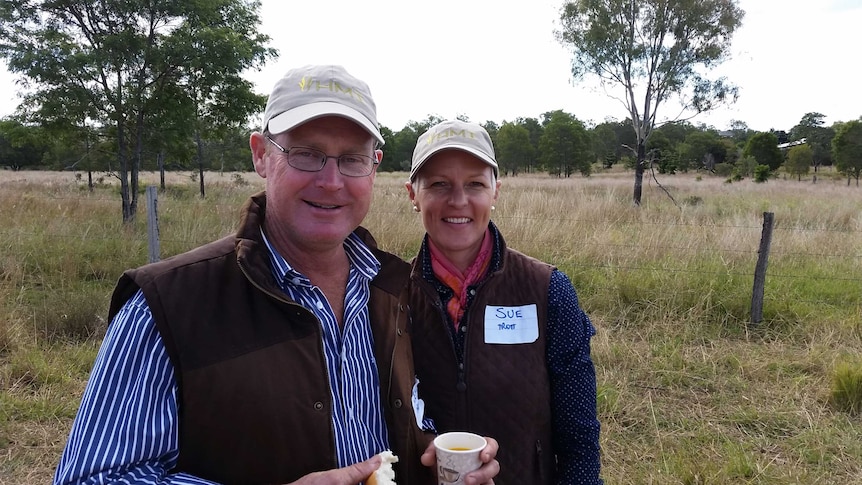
left=146, top=186, right=160, bottom=263
left=750, top=212, right=774, bottom=325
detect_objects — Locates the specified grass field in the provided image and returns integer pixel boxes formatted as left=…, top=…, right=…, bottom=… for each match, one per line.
left=1, top=167, right=861, bottom=484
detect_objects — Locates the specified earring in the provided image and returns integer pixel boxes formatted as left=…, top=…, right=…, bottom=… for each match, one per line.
left=412, top=204, right=420, bottom=213
left=491, top=205, right=496, bottom=211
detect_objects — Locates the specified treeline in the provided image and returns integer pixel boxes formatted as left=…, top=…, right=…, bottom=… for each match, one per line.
left=2, top=110, right=861, bottom=184
left=379, top=111, right=862, bottom=185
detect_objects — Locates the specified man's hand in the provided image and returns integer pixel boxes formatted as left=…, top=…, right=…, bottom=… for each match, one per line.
left=421, top=437, right=500, bottom=485
left=286, top=454, right=382, bottom=485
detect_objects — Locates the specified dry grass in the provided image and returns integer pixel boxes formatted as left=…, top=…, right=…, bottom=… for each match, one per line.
left=1, top=167, right=861, bottom=484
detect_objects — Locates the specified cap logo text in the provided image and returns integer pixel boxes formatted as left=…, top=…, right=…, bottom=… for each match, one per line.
left=298, top=76, right=367, bottom=105
left=426, top=128, right=477, bottom=144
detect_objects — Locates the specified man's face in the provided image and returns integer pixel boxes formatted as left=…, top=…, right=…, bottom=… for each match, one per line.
left=252, top=116, right=379, bottom=255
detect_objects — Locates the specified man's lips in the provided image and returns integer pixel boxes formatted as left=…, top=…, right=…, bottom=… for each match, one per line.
left=305, top=200, right=342, bottom=209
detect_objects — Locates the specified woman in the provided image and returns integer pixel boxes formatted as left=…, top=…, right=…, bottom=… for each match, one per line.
left=405, top=120, right=602, bottom=485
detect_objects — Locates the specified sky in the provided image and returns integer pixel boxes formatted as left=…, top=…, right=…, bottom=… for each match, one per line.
left=0, top=0, right=859, bottom=133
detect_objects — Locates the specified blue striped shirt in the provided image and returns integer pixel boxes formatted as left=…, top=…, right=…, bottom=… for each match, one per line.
left=53, top=231, right=388, bottom=484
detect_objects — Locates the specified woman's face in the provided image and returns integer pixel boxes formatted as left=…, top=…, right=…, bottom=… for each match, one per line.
left=407, top=150, right=500, bottom=269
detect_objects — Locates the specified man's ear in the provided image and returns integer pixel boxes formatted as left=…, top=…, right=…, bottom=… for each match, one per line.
left=249, top=132, right=268, bottom=178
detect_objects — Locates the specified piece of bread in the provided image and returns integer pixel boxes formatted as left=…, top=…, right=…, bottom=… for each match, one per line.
left=366, top=449, right=398, bottom=485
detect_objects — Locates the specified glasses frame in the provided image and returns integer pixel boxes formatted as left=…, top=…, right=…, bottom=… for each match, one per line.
left=265, top=136, right=379, bottom=177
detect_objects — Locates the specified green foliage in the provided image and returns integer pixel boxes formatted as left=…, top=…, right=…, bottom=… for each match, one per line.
left=786, top=144, right=813, bottom=181
left=753, top=164, right=771, bottom=183
left=677, top=130, right=727, bottom=172
left=496, top=122, right=535, bottom=176
left=736, top=155, right=758, bottom=178
left=555, top=0, right=744, bottom=203
left=0, top=120, right=49, bottom=170
left=713, top=162, right=733, bottom=177
left=647, top=130, right=675, bottom=173
left=380, top=115, right=444, bottom=173
left=539, top=110, right=592, bottom=177
left=790, top=112, right=835, bottom=167
left=592, top=122, right=626, bottom=168
left=832, top=119, right=862, bottom=184
left=830, top=360, right=862, bottom=415
left=744, top=132, right=784, bottom=171
left=0, top=0, right=276, bottom=222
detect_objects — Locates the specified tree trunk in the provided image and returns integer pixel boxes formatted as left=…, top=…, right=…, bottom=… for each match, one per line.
left=196, top=131, right=206, bottom=198
left=87, top=170, right=93, bottom=192
left=158, top=151, right=165, bottom=191
left=118, top=120, right=133, bottom=224
left=633, top=141, right=646, bottom=206
left=158, top=151, right=166, bottom=191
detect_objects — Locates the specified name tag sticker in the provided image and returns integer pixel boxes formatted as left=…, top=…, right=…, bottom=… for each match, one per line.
left=484, top=304, right=539, bottom=344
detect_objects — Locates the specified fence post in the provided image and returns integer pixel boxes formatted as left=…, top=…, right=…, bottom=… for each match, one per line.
left=146, top=186, right=160, bottom=263
left=750, top=212, right=774, bottom=325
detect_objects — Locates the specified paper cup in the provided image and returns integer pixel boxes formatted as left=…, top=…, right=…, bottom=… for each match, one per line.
left=433, top=432, right=486, bottom=485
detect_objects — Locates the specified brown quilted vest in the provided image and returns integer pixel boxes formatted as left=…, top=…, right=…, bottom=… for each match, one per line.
left=108, top=193, right=434, bottom=485
left=408, top=235, right=555, bottom=485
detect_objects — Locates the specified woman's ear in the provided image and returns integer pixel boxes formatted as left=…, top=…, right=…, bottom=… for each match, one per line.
left=405, top=181, right=416, bottom=203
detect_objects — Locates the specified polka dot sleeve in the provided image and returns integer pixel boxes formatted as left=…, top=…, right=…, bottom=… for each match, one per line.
left=547, top=269, right=603, bottom=484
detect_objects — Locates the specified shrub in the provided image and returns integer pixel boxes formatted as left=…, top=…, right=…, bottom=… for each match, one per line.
left=753, top=164, right=771, bottom=183
left=831, top=360, right=862, bottom=415
left=713, top=162, right=734, bottom=177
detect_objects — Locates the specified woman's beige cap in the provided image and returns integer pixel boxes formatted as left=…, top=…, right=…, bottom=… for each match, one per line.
left=410, top=120, right=498, bottom=181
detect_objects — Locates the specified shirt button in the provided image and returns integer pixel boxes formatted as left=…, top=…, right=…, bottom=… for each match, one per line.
left=461, top=325, right=468, bottom=333
left=394, top=399, right=403, bottom=408
left=314, top=401, right=324, bottom=411
left=397, top=328, right=403, bottom=336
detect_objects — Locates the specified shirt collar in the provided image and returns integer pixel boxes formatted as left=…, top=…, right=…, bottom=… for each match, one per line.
left=260, top=228, right=381, bottom=290
left=420, top=220, right=504, bottom=283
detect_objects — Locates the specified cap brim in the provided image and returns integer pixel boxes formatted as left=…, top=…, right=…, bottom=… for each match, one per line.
left=410, top=145, right=498, bottom=181
left=267, top=101, right=385, bottom=146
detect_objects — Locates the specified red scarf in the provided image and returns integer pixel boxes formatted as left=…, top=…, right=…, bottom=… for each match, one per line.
left=429, top=228, right=493, bottom=330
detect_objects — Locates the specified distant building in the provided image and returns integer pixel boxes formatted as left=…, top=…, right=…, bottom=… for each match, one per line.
left=777, top=138, right=806, bottom=150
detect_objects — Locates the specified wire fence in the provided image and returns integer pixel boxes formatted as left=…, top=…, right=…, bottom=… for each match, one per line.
left=10, top=189, right=862, bottom=316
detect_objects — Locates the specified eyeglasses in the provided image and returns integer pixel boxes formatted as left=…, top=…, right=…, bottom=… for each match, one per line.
left=266, top=136, right=378, bottom=177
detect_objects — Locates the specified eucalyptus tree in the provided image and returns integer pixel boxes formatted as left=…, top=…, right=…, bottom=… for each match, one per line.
left=832, top=120, right=862, bottom=186
left=591, top=121, right=622, bottom=167
left=556, top=0, right=744, bottom=205
left=539, top=110, right=592, bottom=177
left=790, top=112, right=835, bottom=172
left=495, top=122, right=535, bottom=176
left=0, top=0, right=274, bottom=222
left=0, top=119, right=47, bottom=170
left=743, top=132, right=783, bottom=171
left=785, top=144, right=812, bottom=181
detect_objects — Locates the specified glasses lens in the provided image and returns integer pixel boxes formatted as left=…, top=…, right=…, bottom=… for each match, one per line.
left=287, top=147, right=325, bottom=172
left=338, top=154, right=374, bottom=177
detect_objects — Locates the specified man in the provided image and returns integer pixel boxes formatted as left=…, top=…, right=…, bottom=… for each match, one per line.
left=53, top=65, right=498, bottom=485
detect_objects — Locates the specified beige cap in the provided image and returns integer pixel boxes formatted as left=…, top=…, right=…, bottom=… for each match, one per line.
left=262, top=64, right=384, bottom=146
left=410, top=120, right=498, bottom=181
